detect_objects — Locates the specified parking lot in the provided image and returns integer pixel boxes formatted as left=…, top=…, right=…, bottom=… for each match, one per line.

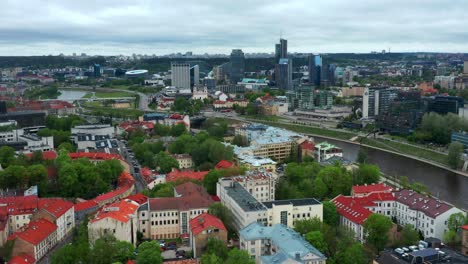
left=161, top=246, right=191, bottom=260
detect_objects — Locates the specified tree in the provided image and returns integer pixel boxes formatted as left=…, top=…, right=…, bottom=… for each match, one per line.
left=204, top=238, right=229, bottom=260
left=355, top=164, right=380, bottom=184
left=153, top=123, right=171, bottom=136
left=137, top=241, right=162, bottom=264
left=154, top=152, right=179, bottom=173
left=363, top=214, right=393, bottom=252
left=400, top=224, right=419, bottom=247
left=143, top=182, right=175, bottom=198
left=323, top=201, right=338, bottom=226
left=170, top=123, right=187, bottom=137
left=447, top=212, right=467, bottom=233
left=294, top=217, right=323, bottom=235
left=448, top=142, right=464, bottom=169
left=58, top=142, right=76, bottom=152
left=357, top=149, right=368, bottom=164
left=305, top=231, right=328, bottom=254
left=335, top=243, right=369, bottom=264
left=203, top=170, right=225, bottom=195
left=113, top=240, right=135, bottom=263
left=443, top=230, right=458, bottom=245
left=201, top=253, right=223, bottom=264
left=225, top=248, right=255, bottom=264
left=0, top=146, right=15, bottom=168
left=313, top=177, right=327, bottom=200
left=208, top=203, right=233, bottom=231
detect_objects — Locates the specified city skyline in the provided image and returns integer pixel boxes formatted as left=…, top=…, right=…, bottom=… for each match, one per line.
left=1, top=0, right=468, bottom=56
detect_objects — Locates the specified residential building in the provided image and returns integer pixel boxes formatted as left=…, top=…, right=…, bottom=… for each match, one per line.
left=8, top=254, right=35, bottom=264
left=239, top=222, right=327, bottom=264
left=314, top=142, right=342, bottom=162
left=33, top=198, right=74, bottom=242
left=339, top=86, right=365, bottom=97
left=171, top=154, right=194, bottom=169
left=9, top=219, right=57, bottom=262
left=235, top=154, right=277, bottom=171
left=220, top=170, right=276, bottom=203
left=263, top=198, right=323, bottom=228
left=1, top=196, right=39, bottom=237
left=229, top=49, right=245, bottom=83
left=275, top=58, right=292, bottom=90
left=166, top=169, right=209, bottom=182
left=189, top=213, right=227, bottom=258
left=138, top=182, right=215, bottom=239
left=88, top=199, right=139, bottom=245
left=462, top=225, right=468, bottom=256
left=351, top=183, right=393, bottom=197
left=171, top=63, right=191, bottom=90
left=297, top=138, right=315, bottom=161
left=213, top=99, right=248, bottom=109
left=214, top=160, right=235, bottom=170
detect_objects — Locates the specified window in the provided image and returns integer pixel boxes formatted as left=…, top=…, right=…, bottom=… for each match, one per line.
left=251, top=241, right=255, bottom=245
left=250, top=248, right=255, bottom=254
left=280, top=211, right=288, bottom=226
left=142, top=212, right=145, bottom=217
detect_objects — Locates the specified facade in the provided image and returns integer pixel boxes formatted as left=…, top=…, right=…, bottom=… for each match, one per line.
left=229, top=49, right=245, bottom=83
left=308, top=54, right=321, bottom=86
left=462, top=225, right=468, bottom=256
left=263, top=199, right=323, bottom=228
left=192, top=86, right=208, bottom=100
left=239, top=222, right=327, bottom=264
left=189, top=213, right=227, bottom=258
left=9, top=219, right=58, bottom=262
left=33, top=198, right=75, bottom=242
left=294, top=107, right=352, bottom=121
left=171, top=63, right=191, bottom=90
left=451, top=131, right=468, bottom=148
left=427, top=95, right=463, bottom=115
left=171, top=154, right=194, bottom=169
left=138, top=183, right=215, bottom=240
left=220, top=170, right=276, bottom=203
left=362, top=87, right=399, bottom=118
left=314, top=142, right=342, bottom=162
left=275, top=58, right=292, bottom=90
left=88, top=199, right=139, bottom=245
left=190, top=65, right=200, bottom=90
left=279, top=38, right=287, bottom=59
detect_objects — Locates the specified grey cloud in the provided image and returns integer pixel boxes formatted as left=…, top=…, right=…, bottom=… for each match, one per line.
left=0, top=0, right=467, bottom=55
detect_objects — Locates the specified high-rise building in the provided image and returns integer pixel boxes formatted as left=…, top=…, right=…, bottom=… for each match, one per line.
left=280, top=38, right=287, bottom=58
left=190, top=65, right=200, bottom=90
left=275, top=44, right=281, bottom=63
left=308, top=54, right=322, bottom=86
left=171, top=62, right=191, bottom=90
left=93, top=64, right=101, bottom=78
left=275, top=58, right=292, bottom=90
left=296, top=85, right=315, bottom=110
left=320, top=56, right=335, bottom=86
left=229, top=49, right=245, bottom=83
left=362, top=87, right=399, bottom=118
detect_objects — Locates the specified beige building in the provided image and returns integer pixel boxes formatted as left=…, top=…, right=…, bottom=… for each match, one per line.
left=171, top=154, right=194, bottom=169
left=189, top=213, right=227, bottom=258
left=88, top=199, right=139, bottom=245
left=32, top=198, right=75, bottom=242
left=138, top=183, right=215, bottom=240
left=339, top=86, right=365, bottom=97
left=227, top=170, right=276, bottom=202
left=236, top=154, right=277, bottom=171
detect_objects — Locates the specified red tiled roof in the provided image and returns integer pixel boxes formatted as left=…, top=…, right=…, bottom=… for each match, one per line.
left=69, top=152, right=124, bottom=161
left=300, top=140, right=315, bottom=150
left=462, top=225, right=468, bottom=231
left=93, top=184, right=131, bottom=204
left=214, top=160, right=234, bottom=169
left=24, top=150, right=57, bottom=160
left=8, top=254, right=35, bottom=264
left=9, top=219, right=57, bottom=246
left=149, top=183, right=214, bottom=211
left=332, top=195, right=373, bottom=225
left=352, top=183, right=393, bottom=195
left=394, top=189, right=452, bottom=218
left=125, top=193, right=148, bottom=205
left=0, top=196, right=38, bottom=216
left=189, top=213, right=226, bottom=236
left=38, top=198, right=74, bottom=218
left=213, top=100, right=226, bottom=104
left=166, top=169, right=209, bottom=182
left=74, top=200, right=98, bottom=212
left=90, top=199, right=139, bottom=224
left=119, top=121, right=154, bottom=132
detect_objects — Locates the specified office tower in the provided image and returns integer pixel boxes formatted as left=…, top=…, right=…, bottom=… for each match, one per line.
left=308, top=55, right=322, bottom=86
left=275, top=44, right=281, bottom=63
left=362, top=87, right=399, bottom=118
left=190, top=65, right=200, bottom=90
left=93, top=64, right=101, bottom=78
left=229, top=49, right=245, bottom=83
left=275, top=58, right=293, bottom=90
left=296, top=85, right=315, bottom=110
left=280, top=39, right=287, bottom=58
left=171, top=62, right=191, bottom=90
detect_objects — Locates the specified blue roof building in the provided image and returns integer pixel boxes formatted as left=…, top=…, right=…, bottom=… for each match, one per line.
left=239, top=222, right=327, bottom=264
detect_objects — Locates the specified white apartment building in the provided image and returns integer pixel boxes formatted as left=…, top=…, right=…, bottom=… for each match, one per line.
left=240, top=222, right=327, bottom=264
left=88, top=199, right=139, bottom=245
left=171, top=63, right=191, bottom=90
left=217, top=180, right=322, bottom=231
left=226, top=170, right=276, bottom=202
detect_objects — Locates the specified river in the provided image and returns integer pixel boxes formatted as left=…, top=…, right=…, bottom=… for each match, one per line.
left=313, top=137, right=468, bottom=210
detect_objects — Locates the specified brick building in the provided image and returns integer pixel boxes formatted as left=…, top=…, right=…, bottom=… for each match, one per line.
left=189, top=213, right=227, bottom=258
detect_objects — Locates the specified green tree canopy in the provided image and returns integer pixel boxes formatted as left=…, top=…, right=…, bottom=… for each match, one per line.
left=363, top=214, right=393, bottom=253
left=137, top=241, right=163, bottom=264
left=154, top=152, right=179, bottom=173
left=447, top=142, right=464, bottom=169
left=355, top=164, right=380, bottom=185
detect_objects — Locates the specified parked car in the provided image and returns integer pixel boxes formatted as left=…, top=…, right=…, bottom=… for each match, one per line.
left=176, top=250, right=186, bottom=258
left=167, top=244, right=177, bottom=250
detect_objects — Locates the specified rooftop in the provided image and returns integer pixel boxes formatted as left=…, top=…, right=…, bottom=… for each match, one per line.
left=148, top=183, right=214, bottom=211
left=315, top=141, right=340, bottom=151
left=237, top=154, right=277, bottom=166
left=263, top=198, right=321, bottom=209
left=90, top=199, right=139, bottom=224
left=223, top=182, right=266, bottom=212
left=38, top=198, right=74, bottom=218
left=240, top=222, right=326, bottom=262
left=352, top=183, right=393, bottom=195
left=189, top=213, right=227, bottom=236
left=214, top=160, right=234, bottom=169
left=8, top=254, right=35, bottom=264
left=394, top=189, right=452, bottom=218
left=166, top=169, right=209, bottom=182
left=9, top=219, right=57, bottom=246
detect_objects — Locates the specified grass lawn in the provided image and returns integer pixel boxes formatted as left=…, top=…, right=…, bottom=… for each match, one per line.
left=82, top=91, right=134, bottom=98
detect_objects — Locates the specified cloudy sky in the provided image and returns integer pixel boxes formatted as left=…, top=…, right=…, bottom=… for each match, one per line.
left=1, top=0, right=467, bottom=56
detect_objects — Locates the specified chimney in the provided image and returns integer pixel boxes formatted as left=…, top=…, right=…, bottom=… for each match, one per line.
left=198, top=217, right=204, bottom=224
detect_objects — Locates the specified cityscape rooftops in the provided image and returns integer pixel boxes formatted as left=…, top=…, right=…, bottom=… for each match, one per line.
left=352, top=183, right=393, bottom=196
left=237, top=154, right=277, bottom=167
left=38, top=198, right=74, bottom=218
left=263, top=198, right=321, bottom=209
left=240, top=222, right=326, bottom=263
left=0, top=195, right=38, bottom=216
left=166, top=169, right=209, bottom=182
left=74, top=200, right=98, bottom=212
left=189, top=213, right=226, bottom=236
left=394, top=189, right=452, bottom=218
left=8, top=254, right=35, bottom=264
left=214, top=160, right=234, bottom=169
left=8, top=219, right=57, bottom=246
left=91, top=199, right=139, bottom=224
left=223, top=182, right=266, bottom=212
left=147, top=182, right=214, bottom=211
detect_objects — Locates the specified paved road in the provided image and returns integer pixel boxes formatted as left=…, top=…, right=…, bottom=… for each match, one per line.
left=118, top=139, right=148, bottom=193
